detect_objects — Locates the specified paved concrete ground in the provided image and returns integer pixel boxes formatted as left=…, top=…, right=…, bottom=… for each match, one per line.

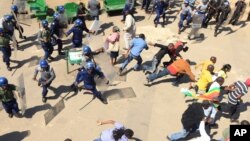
left=0, top=0, right=250, bottom=141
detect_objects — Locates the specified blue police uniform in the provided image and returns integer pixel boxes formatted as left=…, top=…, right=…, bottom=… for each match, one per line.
left=2, top=20, right=15, bottom=37
left=142, top=0, right=152, bottom=12
left=122, top=0, right=135, bottom=21
left=50, top=19, right=63, bottom=55
left=66, top=26, right=84, bottom=48
left=154, top=0, right=167, bottom=26
left=72, top=66, right=105, bottom=102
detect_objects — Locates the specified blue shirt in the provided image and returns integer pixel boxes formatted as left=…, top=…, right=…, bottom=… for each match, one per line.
left=66, top=27, right=83, bottom=41
left=50, top=20, right=60, bottom=37
left=129, top=38, right=148, bottom=57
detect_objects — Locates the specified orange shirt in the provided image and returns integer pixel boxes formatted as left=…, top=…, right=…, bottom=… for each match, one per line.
left=167, top=59, right=195, bottom=81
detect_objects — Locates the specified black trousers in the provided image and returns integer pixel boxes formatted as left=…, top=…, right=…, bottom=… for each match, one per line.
left=227, top=102, right=241, bottom=120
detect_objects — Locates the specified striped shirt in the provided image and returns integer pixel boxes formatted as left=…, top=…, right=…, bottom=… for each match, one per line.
left=228, top=81, right=248, bottom=105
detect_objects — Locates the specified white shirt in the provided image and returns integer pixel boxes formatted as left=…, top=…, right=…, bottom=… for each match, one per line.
left=203, top=105, right=217, bottom=119
left=100, top=122, right=128, bottom=141
left=123, top=14, right=136, bottom=35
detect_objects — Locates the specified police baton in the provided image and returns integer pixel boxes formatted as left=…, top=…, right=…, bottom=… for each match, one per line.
left=148, top=9, right=155, bottom=20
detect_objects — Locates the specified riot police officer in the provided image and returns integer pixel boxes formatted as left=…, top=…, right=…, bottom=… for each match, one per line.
left=214, top=0, right=231, bottom=37
left=2, top=15, right=19, bottom=48
left=11, top=5, right=26, bottom=39
left=0, top=77, right=22, bottom=118
left=33, top=60, right=56, bottom=103
left=71, top=61, right=108, bottom=104
left=229, top=0, right=246, bottom=25
left=50, top=13, right=65, bottom=55
left=178, top=0, right=192, bottom=34
left=0, top=28, right=12, bottom=71
left=154, top=0, right=168, bottom=28
left=66, top=19, right=90, bottom=48
left=38, top=20, right=54, bottom=60
left=203, top=0, right=220, bottom=28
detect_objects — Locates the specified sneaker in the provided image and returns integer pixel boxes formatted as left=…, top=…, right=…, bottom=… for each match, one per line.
left=8, top=113, right=13, bottom=118
left=171, top=82, right=179, bottom=87
left=42, top=97, right=47, bottom=103
left=155, top=23, right=158, bottom=28
left=144, top=78, right=152, bottom=86
left=161, top=24, right=165, bottom=28
left=230, top=119, right=239, bottom=123
left=16, top=112, right=23, bottom=118
left=166, top=135, right=173, bottom=141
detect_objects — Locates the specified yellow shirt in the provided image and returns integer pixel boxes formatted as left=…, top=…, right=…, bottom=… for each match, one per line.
left=197, top=70, right=213, bottom=91
left=195, top=60, right=213, bottom=71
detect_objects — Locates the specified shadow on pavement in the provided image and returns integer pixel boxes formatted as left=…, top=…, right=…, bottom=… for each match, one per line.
left=24, top=104, right=51, bottom=118
left=0, top=130, right=31, bottom=141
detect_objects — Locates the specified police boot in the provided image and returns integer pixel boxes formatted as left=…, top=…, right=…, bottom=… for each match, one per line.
left=42, top=97, right=47, bottom=103
left=98, top=96, right=108, bottom=104
left=8, top=113, right=13, bottom=118
left=16, top=112, right=23, bottom=118
left=7, top=65, right=12, bottom=71
left=58, top=51, right=65, bottom=55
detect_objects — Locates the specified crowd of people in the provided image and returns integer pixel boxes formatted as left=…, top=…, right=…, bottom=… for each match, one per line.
left=0, top=0, right=249, bottom=141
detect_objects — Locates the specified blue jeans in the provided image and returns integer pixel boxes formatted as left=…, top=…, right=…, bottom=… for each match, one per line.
left=147, top=68, right=170, bottom=82
left=143, top=56, right=159, bottom=73
left=168, top=129, right=189, bottom=141
left=121, top=53, right=142, bottom=71
left=1, top=46, right=11, bottom=67
left=2, top=99, right=19, bottom=114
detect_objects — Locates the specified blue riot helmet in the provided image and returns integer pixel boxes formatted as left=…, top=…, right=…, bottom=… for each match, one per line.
left=39, top=60, right=49, bottom=68
left=83, top=45, right=92, bottom=55
left=58, top=6, right=65, bottom=13
left=53, top=12, right=60, bottom=20
left=41, top=20, right=49, bottom=28
left=74, top=19, right=83, bottom=27
left=86, top=62, right=95, bottom=70
left=0, top=77, right=8, bottom=87
left=11, top=5, right=18, bottom=12
left=4, top=15, right=13, bottom=21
